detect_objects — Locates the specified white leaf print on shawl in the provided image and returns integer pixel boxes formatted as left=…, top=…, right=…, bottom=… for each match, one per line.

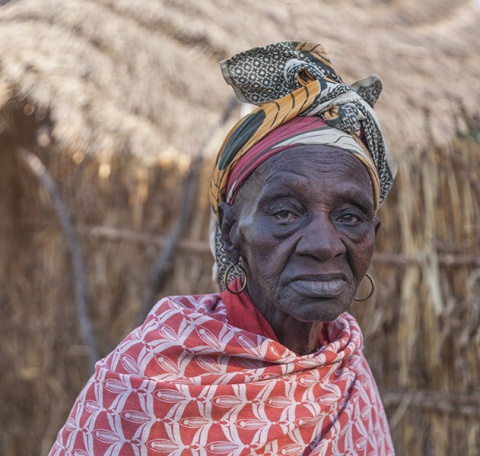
left=50, top=293, right=394, bottom=456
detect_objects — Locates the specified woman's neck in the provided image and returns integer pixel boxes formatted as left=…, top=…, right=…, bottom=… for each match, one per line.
left=242, top=287, right=326, bottom=355
left=224, top=285, right=326, bottom=356
left=268, top=314, right=324, bottom=356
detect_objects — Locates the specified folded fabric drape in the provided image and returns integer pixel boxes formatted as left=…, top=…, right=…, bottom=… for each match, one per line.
left=50, top=285, right=394, bottom=455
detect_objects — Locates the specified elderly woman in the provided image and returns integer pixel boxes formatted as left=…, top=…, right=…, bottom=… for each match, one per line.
left=50, top=42, right=397, bottom=455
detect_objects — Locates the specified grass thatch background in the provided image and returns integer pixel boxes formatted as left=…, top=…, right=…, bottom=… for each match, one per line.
left=0, top=0, right=480, bottom=455
left=1, top=0, right=480, bottom=158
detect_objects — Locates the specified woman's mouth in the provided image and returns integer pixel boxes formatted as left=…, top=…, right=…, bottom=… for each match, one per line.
left=289, top=278, right=347, bottom=298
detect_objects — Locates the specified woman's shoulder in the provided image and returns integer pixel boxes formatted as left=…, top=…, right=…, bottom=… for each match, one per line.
left=100, top=292, right=228, bottom=372
left=147, top=291, right=227, bottom=322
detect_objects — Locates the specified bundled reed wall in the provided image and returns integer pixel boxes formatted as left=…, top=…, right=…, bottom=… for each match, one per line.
left=354, top=135, right=480, bottom=455
left=0, top=126, right=215, bottom=454
left=0, top=119, right=479, bottom=455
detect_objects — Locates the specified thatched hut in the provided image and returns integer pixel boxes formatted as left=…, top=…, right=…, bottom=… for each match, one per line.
left=0, top=0, right=479, bottom=454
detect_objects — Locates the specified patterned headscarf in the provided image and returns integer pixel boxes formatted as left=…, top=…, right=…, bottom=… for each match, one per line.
left=210, top=41, right=397, bottom=287
left=211, top=41, right=397, bottom=213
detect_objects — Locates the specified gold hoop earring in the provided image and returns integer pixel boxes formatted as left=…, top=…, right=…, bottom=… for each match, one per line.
left=354, top=273, right=375, bottom=301
left=224, top=263, right=248, bottom=294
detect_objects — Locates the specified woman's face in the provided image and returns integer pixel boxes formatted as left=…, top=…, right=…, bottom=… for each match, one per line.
left=220, top=145, right=380, bottom=323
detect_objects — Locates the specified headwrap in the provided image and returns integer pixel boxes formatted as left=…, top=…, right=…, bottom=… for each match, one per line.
left=210, top=41, right=397, bottom=288
left=210, top=41, right=397, bottom=215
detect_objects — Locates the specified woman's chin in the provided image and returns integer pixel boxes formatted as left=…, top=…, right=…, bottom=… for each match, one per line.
left=279, top=294, right=354, bottom=323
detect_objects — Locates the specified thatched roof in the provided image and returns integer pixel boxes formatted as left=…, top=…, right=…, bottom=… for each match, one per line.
left=0, top=0, right=479, bottom=161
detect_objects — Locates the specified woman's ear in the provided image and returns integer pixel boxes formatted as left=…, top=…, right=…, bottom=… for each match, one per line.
left=218, top=201, right=239, bottom=260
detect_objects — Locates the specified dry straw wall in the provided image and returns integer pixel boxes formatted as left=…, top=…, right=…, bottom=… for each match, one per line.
left=0, top=141, right=215, bottom=455
left=360, top=134, right=480, bottom=455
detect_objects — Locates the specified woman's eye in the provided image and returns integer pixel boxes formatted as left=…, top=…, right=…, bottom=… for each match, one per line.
left=337, top=213, right=361, bottom=225
left=274, top=210, right=295, bottom=220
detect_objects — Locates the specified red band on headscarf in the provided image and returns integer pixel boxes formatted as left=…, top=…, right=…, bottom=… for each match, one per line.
left=226, top=117, right=329, bottom=203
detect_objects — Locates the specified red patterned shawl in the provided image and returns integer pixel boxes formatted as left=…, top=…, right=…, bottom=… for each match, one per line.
left=50, top=288, right=394, bottom=455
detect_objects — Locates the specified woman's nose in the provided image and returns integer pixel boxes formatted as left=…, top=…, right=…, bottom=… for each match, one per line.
left=295, top=213, right=346, bottom=260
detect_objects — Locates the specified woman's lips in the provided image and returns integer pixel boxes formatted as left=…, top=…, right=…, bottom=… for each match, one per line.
left=289, top=278, right=347, bottom=298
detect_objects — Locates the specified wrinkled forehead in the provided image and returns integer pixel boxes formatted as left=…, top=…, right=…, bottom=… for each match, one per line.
left=235, top=144, right=375, bottom=206
left=258, top=144, right=370, bottom=177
